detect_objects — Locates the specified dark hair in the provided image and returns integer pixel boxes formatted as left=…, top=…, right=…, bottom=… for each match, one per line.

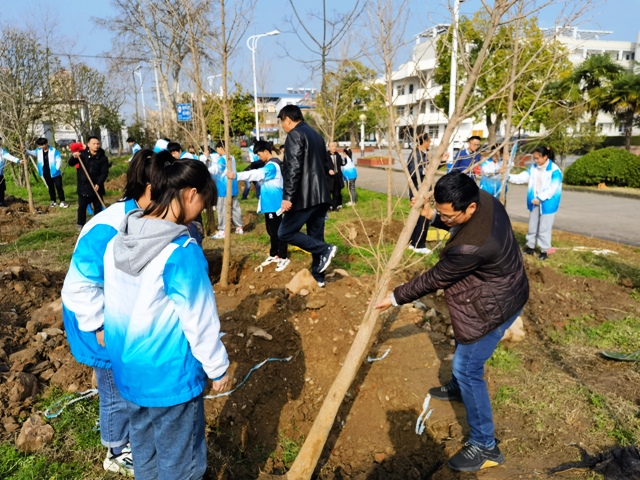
left=145, top=151, right=217, bottom=224
left=468, top=136, right=481, bottom=142
left=434, top=172, right=480, bottom=212
left=167, top=142, right=182, bottom=153
left=87, top=136, right=100, bottom=143
left=343, top=147, right=352, bottom=159
left=215, top=140, right=226, bottom=150
left=416, top=133, right=430, bottom=146
left=126, top=137, right=136, bottom=143
left=123, top=148, right=154, bottom=201
left=253, top=140, right=272, bottom=154
left=532, top=145, right=555, bottom=161
left=36, top=137, right=48, bottom=146
left=277, top=105, right=303, bottom=122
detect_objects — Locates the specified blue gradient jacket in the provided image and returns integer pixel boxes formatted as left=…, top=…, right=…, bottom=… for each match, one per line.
left=0, top=148, right=21, bottom=176
left=61, top=199, right=139, bottom=369
left=208, top=153, right=239, bottom=197
left=509, top=160, right=563, bottom=214
left=236, top=158, right=283, bottom=213
left=104, top=211, right=229, bottom=407
left=26, top=147, right=63, bottom=178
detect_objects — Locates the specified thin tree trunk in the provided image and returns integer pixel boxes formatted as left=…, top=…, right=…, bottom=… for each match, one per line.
left=18, top=141, right=35, bottom=214
left=219, top=0, right=232, bottom=288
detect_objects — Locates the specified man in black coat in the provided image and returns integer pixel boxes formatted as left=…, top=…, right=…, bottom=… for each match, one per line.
left=326, top=141, right=345, bottom=211
left=277, top=105, right=337, bottom=287
left=375, top=172, right=528, bottom=473
left=69, top=136, right=110, bottom=228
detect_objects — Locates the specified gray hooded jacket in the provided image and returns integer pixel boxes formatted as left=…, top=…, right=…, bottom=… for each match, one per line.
left=114, top=210, right=189, bottom=276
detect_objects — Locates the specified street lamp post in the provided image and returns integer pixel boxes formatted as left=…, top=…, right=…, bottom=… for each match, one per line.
left=359, top=113, right=367, bottom=161
left=134, top=65, right=147, bottom=124
left=207, top=74, right=222, bottom=95
left=246, top=30, right=280, bottom=141
left=447, top=0, right=464, bottom=163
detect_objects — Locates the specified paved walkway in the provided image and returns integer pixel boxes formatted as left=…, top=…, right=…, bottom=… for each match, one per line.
left=356, top=166, right=640, bottom=246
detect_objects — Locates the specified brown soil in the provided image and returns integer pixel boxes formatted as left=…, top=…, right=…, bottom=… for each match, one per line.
left=0, top=209, right=639, bottom=479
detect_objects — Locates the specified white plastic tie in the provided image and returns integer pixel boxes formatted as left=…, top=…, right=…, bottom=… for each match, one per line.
left=367, top=347, right=391, bottom=363
left=205, top=356, right=292, bottom=399
left=415, top=393, right=433, bottom=435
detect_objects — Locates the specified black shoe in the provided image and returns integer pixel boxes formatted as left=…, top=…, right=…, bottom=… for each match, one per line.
left=318, top=245, right=337, bottom=273
left=448, top=442, right=504, bottom=472
left=523, top=247, right=535, bottom=255
left=429, top=383, right=462, bottom=402
left=538, top=252, right=548, bottom=260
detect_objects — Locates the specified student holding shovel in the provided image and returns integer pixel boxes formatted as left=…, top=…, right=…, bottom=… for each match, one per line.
left=70, top=136, right=110, bottom=229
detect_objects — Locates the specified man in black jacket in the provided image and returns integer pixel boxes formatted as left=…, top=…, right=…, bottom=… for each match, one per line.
left=375, top=172, right=528, bottom=473
left=326, top=141, right=345, bottom=211
left=277, top=105, right=337, bottom=287
left=69, top=136, right=110, bottom=228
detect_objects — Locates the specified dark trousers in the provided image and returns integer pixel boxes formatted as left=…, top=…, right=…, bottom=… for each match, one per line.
left=43, top=173, right=65, bottom=203
left=0, top=176, right=6, bottom=205
left=329, top=179, right=343, bottom=210
left=77, top=194, right=103, bottom=226
left=278, top=203, right=330, bottom=282
left=265, top=212, right=288, bottom=258
left=241, top=181, right=260, bottom=200
left=409, top=191, right=429, bottom=249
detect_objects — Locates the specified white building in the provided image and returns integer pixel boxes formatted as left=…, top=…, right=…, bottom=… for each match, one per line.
left=390, top=26, right=640, bottom=145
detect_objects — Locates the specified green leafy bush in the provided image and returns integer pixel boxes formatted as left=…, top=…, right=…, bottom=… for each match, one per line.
left=564, top=147, right=640, bottom=188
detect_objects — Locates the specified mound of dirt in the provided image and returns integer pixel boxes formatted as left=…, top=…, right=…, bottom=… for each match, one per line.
left=105, top=173, right=126, bottom=192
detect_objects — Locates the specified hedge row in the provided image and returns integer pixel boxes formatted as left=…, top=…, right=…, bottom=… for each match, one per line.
left=564, top=147, right=640, bottom=188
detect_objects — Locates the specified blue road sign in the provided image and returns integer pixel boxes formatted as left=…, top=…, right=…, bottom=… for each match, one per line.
left=177, top=103, right=192, bottom=122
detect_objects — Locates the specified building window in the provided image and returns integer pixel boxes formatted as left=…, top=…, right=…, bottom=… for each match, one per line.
left=420, top=102, right=426, bottom=114
left=396, top=106, right=405, bottom=115
left=429, top=102, right=438, bottom=114
left=428, top=125, right=439, bottom=139
left=409, top=84, right=414, bottom=94
left=397, top=85, right=405, bottom=96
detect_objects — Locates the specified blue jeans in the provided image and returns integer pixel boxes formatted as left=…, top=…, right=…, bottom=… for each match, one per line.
left=95, top=367, right=129, bottom=448
left=450, top=312, right=520, bottom=450
left=126, top=394, right=206, bottom=480
left=278, top=203, right=331, bottom=282
left=242, top=181, right=260, bottom=199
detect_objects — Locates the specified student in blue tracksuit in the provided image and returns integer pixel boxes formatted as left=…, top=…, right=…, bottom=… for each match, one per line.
left=26, top=137, right=68, bottom=208
left=479, top=146, right=506, bottom=199
left=209, top=140, right=243, bottom=238
left=61, top=149, right=155, bottom=475
left=0, top=137, right=24, bottom=207
left=508, top=146, right=562, bottom=260
left=342, top=148, right=358, bottom=205
left=232, top=140, right=289, bottom=272
left=103, top=153, right=229, bottom=480
left=126, top=137, right=141, bottom=162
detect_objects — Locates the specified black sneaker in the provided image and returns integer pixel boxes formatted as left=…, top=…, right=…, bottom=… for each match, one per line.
left=428, top=383, right=462, bottom=402
left=318, top=245, right=337, bottom=273
left=448, top=442, right=504, bottom=472
left=523, top=247, right=535, bottom=255
left=538, top=252, right=548, bottom=260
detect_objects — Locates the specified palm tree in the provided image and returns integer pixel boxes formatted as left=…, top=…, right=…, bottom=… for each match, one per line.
left=604, top=72, right=640, bottom=151
left=569, top=54, right=624, bottom=129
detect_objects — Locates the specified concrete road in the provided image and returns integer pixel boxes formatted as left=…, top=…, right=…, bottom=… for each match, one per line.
left=355, top=167, right=640, bottom=246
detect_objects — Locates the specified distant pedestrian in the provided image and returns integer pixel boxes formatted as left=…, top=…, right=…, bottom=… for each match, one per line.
left=26, top=137, right=68, bottom=208
left=507, top=146, right=562, bottom=260
left=342, top=147, right=358, bottom=206
left=277, top=105, right=336, bottom=287
left=0, top=137, right=24, bottom=207
left=449, top=136, right=482, bottom=176
left=126, top=137, right=141, bottom=162
left=70, top=136, right=110, bottom=228
left=209, top=140, right=243, bottom=238
left=479, top=146, right=506, bottom=198
left=407, top=133, right=432, bottom=254
left=233, top=140, right=289, bottom=272
left=326, top=141, right=346, bottom=211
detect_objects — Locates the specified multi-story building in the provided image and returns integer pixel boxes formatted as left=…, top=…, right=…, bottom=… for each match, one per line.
left=390, top=25, right=640, bottom=146
left=252, top=88, right=316, bottom=142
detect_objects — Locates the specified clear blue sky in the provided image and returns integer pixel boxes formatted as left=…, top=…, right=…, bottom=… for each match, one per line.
left=1, top=0, right=637, bottom=119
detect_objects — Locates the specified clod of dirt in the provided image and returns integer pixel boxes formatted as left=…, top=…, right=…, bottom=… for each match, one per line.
left=9, top=347, right=41, bottom=372
left=247, top=326, right=273, bottom=341
left=16, top=415, right=54, bottom=453
left=501, top=316, right=526, bottom=343
left=285, top=269, right=318, bottom=295
left=8, top=372, right=39, bottom=402
left=306, top=299, right=327, bottom=310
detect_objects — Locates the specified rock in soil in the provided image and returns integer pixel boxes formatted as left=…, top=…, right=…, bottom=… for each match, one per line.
left=16, top=415, right=54, bottom=453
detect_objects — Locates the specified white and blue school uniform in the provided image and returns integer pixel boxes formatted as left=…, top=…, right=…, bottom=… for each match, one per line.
left=208, top=154, right=242, bottom=231
left=127, top=143, right=141, bottom=162
left=61, top=198, right=139, bottom=448
left=237, top=159, right=282, bottom=214
left=342, top=156, right=358, bottom=203
left=509, top=160, right=563, bottom=252
left=103, top=211, right=229, bottom=406
left=180, top=151, right=197, bottom=160
left=479, top=159, right=505, bottom=198
left=153, top=139, right=168, bottom=153
left=0, top=148, right=21, bottom=176
left=26, top=147, right=63, bottom=178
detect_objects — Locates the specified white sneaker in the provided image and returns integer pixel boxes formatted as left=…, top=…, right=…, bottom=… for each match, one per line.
left=59, top=201, right=69, bottom=208
left=235, top=227, right=244, bottom=235
left=50, top=201, right=57, bottom=207
left=212, top=231, right=225, bottom=239
left=345, top=202, right=354, bottom=206
left=262, top=256, right=278, bottom=266
left=317, top=281, right=326, bottom=288
left=413, top=247, right=432, bottom=255
left=407, top=245, right=415, bottom=250
left=275, top=258, right=290, bottom=272
left=103, top=447, right=134, bottom=476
